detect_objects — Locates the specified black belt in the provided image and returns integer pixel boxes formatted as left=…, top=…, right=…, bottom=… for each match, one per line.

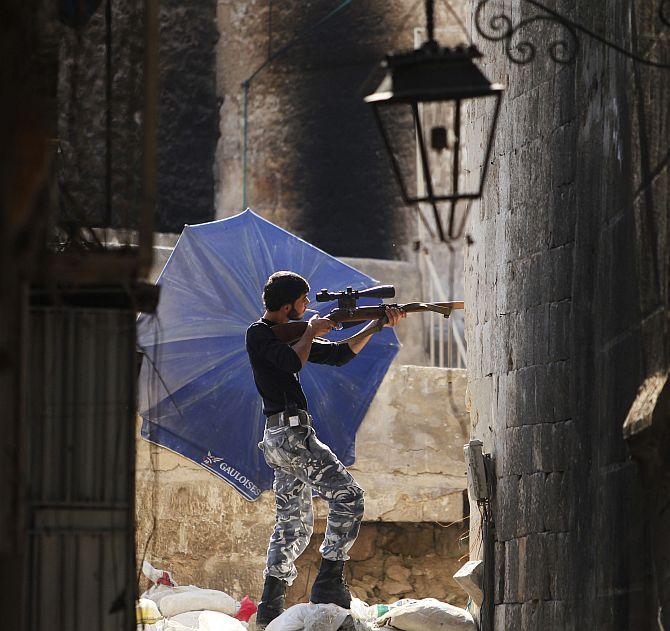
left=266, top=409, right=312, bottom=428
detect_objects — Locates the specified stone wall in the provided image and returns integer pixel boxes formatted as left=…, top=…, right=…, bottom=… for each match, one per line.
left=136, top=366, right=469, bottom=606
left=463, top=1, right=670, bottom=628
left=57, top=0, right=219, bottom=231
left=286, top=521, right=469, bottom=608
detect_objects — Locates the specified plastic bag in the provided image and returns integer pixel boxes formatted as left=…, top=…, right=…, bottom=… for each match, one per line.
left=350, top=598, right=416, bottom=623
left=235, top=595, right=257, bottom=622
left=144, top=561, right=178, bottom=587
left=377, top=598, right=475, bottom=631
left=265, top=603, right=349, bottom=631
left=349, top=598, right=377, bottom=623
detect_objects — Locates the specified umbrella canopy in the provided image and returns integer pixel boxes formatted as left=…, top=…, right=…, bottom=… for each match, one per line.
left=138, top=210, right=399, bottom=500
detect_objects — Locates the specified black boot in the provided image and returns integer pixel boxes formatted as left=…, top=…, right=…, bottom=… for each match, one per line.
left=309, top=558, right=351, bottom=609
left=256, top=575, right=288, bottom=628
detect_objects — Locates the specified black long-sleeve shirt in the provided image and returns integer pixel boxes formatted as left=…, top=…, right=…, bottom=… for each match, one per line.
left=245, top=318, right=356, bottom=416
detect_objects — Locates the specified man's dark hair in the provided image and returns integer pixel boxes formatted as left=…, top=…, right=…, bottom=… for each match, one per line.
left=263, top=271, right=310, bottom=311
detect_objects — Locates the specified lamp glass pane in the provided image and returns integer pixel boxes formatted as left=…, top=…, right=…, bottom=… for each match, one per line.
left=374, top=101, right=418, bottom=202
left=416, top=99, right=460, bottom=201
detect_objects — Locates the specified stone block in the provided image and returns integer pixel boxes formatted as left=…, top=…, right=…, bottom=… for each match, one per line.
left=551, top=121, right=577, bottom=187
left=552, top=64, right=576, bottom=127
left=495, top=603, right=522, bottom=630
left=544, top=599, right=567, bottom=628
left=548, top=301, right=571, bottom=363
left=551, top=420, right=577, bottom=472
left=453, top=559, right=484, bottom=606
left=385, top=562, right=411, bottom=583
left=494, top=541, right=505, bottom=605
left=496, top=475, right=520, bottom=542
left=536, top=364, right=558, bottom=424
left=503, top=426, right=532, bottom=476
left=547, top=360, right=571, bottom=421
left=525, top=255, right=543, bottom=309
left=523, top=473, right=547, bottom=535
left=532, top=423, right=554, bottom=472
left=382, top=579, right=413, bottom=595
left=525, top=533, right=551, bottom=601
left=517, top=366, right=538, bottom=424
left=520, top=599, right=542, bottom=631
left=544, top=472, right=570, bottom=532
left=549, top=243, right=574, bottom=302
left=516, top=536, right=528, bottom=601
left=505, top=369, right=520, bottom=428
left=346, top=365, right=468, bottom=523
left=549, top=183, right=576, bottom=247
left=550, top=533, right=571, bottom=600
left=503, top=538, right=520, bottom=603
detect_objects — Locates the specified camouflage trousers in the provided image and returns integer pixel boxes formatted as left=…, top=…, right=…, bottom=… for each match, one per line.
left=259, top=424, right=365, bottom=585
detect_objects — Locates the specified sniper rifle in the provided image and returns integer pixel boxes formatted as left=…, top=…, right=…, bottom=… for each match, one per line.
left=270, top=285, right=464, bottom=345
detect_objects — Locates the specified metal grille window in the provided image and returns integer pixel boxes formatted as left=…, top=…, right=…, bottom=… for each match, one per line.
left=24, top=305, right=136, bottom=631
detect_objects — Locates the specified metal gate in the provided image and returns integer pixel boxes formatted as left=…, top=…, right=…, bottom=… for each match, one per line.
left=24, top=304, right=136, bottom=630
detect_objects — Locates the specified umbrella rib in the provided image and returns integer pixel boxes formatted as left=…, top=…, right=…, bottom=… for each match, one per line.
left=138, top=343, right=185, bottom=421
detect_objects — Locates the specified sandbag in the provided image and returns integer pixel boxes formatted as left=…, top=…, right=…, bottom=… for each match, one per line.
left=169, top=610, right=246, bottom=631
left=159, top=587, right=238, bottom=618
left=377, top=598, right=476, bottom=631
left=266, top=603, right=349, bottom=631
left=161, top=618, right=198, bottom=631
left=142, top=585, right=197, bottom=610
left=137, top=597, right=163, bottom=625
left=199, top=611, right=247, bottom=631
left=168, top=611, right=201, bottom=629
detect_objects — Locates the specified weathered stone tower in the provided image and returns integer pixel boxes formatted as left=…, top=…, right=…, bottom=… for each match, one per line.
left=464, top=1, right=670, bottom=628
left=215, top=0, right=431, bottom=259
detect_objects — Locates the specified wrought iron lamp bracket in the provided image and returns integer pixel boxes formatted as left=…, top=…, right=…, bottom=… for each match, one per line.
left=474, top=0, right=670, bottom=69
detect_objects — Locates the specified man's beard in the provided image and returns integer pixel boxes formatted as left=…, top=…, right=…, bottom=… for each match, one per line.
left=287, top=307, right=302, bottom=320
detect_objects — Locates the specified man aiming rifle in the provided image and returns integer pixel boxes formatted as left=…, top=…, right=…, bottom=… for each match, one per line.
left=245, top=271, right=405, bottom=627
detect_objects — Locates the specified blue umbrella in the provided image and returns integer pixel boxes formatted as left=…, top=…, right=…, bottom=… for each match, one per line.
left=138, top=210, right=399, bottom=500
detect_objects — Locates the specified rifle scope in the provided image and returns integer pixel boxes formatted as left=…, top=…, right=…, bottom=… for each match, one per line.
left=315, top=285, right=396, bottom=303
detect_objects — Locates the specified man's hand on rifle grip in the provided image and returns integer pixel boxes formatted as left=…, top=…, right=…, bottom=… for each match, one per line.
left=381, top=305, right=406, bottom=328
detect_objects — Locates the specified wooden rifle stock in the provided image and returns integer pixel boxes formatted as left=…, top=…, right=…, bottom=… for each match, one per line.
left=270, top=301, right=464, bottom=344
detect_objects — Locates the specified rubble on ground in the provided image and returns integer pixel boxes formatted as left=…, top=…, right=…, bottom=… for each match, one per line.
left=137, top=560, right=480, bottom=631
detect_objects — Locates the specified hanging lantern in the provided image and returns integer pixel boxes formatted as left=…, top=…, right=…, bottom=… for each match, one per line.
left=365, top=20, right=503, bottom=242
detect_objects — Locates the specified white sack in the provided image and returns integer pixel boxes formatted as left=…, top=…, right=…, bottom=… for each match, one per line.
left=142, top=585, right=196, bottom=610
left=169, top=612, right=202, bottom=628
left=377, top=598, right=476, bottom=631
left=159, top=587, right=238, bottom=618
left=199, top=611, right=247, bottom=631
left=266, top=603, right=348, bottom=631
left=137, top=597, right=163, bottom=624
left=168, top=610, right=246, bottom=631
left=161, top=617, right=199, bottom=631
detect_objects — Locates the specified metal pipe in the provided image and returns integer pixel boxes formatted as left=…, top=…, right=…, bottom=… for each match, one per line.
left=438, top=306, right=444, bottom=367
left=422, top=251, right=467, bottom=365
left=242, top=80, right=249, bottom=210
left=105, top=0, right=113, bottom=234
left=138, top=0, right=159, bottom=278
